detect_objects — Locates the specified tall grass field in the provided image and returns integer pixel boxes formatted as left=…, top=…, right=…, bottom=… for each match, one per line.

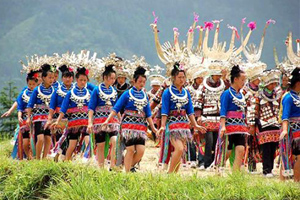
left=0, top=140, right=299, bottom=200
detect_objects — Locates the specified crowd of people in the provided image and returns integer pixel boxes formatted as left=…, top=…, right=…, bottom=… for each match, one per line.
left=1, top=15, right=300, bottom=182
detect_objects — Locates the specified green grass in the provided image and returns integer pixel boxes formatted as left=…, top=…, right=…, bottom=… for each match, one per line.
left=0, top=140, right=299, bottom=200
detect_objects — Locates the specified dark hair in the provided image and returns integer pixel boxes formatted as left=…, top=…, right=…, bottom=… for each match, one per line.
left=75, top=67, right=88, bottom=79
left=59, top=65, right=74, bottom=78
left=230, top=65, right=244, bottom=83
left=41, top=64, right=54, bottom=77
left=103, top=64, right=116, bottom=79
left=171, top=62, right=185, bottom=77
left=290, top=67, right=300, bottom=88
left=115, top=56, right=123, bottom=61
left=133, top=66, right=147, bottom=82
left=26, top=71, right=38, bottom=83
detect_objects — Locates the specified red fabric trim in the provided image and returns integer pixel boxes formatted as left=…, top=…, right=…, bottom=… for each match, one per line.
left=226, top=125, right=249, bottom=134
left=201, top=121, right=220, bottom=132
left=169, top=123, right=190, bottom=130
left=121, top=123, right=147, bottom=131
left=226, top=111, right=244, bottom=118
left=94, top=117, right=119, bottom=125
left=67, top=106, right=88, bottom=114
left=257, top=130, right=280, bottom=144
left=68, top=119, right=88, bottom=127
left=32, top=115, right=48, bottom=121
left=293, top=131, right=300, bottom=139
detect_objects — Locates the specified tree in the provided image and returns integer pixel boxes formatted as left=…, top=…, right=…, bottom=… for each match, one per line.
left=0, top=81, right=19, bottom=138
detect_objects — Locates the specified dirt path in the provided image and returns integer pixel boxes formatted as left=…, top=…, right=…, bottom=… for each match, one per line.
left=136, top=140, right=281, bottom=178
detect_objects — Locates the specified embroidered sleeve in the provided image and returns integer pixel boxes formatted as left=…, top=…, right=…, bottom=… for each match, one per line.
left=220, top=90, right=229, bottom=117
left=112, top=91, right=128, bottom=114
left=27, top=89, right=38, bottom=109
left=49, top=91, right=58, bottom=110
left=144, top=102, right=152, bottom=118
left=246, top=96, right=258, bottom=125
left=17, top=92, right=23, bottom=112
left=60, top=92, right=71, bottom=114
left=186, top=90, right=195, bottom=115
left=88, top=88, right=98, bottom=111
left=281, top=95, right=292, bottom=121
left=161, top=89, right=170, bottom=116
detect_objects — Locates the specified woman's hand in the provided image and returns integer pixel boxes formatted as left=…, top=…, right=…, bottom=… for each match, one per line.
left=26, top=118, right=31, bottom=127
left=18, top=116, right=23, bottom=124
left=87, top=123, right=93, bottom=134
left=194, top=125, right=206, bottom=134
left=196, top=117, right=202, bottom=125
left=279, top=130, right=288, bottom=140
left=101, top=120, right=109, bottom=131
left=220, top=126, right=226, bottom=137
left=157, top=126, right=165, bottom=137
left=44, top=119, right=52, bottom=130
left=1, top=110, right=12, bottom=118
left=51, top=121, right=59, bottom=129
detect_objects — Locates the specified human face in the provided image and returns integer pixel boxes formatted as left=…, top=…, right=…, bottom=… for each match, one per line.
left=54, top=71, right=59, bottom=82
left=117, top=77, right=126, bottom=85
left=234, top=72, right=246, bottom=90
left=282, top=75, right=289, bottom=88
left=212, top=75, right=222, bottom=82
left=62, top=75, right=73, bottom=87
left=43, top=72, right=55, bottom=87
left=266, top=82, right=278, bottom=91
left=134, top=76, right=146, bottom=90
left=251, top=78, right=260, bottom=86
left=76, top=74, right=88, bottom=89
left=173, top=72, right=186, bottom=88
left=104, top=72, right=116, bottom=87
left=152, top=85, right=160, bottom=92
left=27, top=79, right=38, bottom=91
left=195, top=77, right=203, bottom=85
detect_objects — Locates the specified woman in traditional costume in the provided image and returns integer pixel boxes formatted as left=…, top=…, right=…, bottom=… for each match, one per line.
left=53, top=66, right=91, bottom=161
left=219, top=65, right=248, bottom=171
left=88, top=64, right=120, bottom=169
left=45, top=64, right=74, bottom=159
left=280, top=67, right=300, bottom=182
left=103, top=65, right=157, bottom=173
left=255, top=70, right=281, bottom=177
left=16, top=71, right=38, bottom=159
left=26, top=63, right=55, bottom=159
left=159, top=62, right=206, bottom=173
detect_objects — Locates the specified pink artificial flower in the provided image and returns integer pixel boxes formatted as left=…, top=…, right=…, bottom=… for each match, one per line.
left=247, top=21, right=256, bottom=31
left=194, top=12, right=199, bottom=22
left=228, top=25, right=240, bottom=39
left=242, top=18, right=246, bottom=24
left=285, top=39, right=289, bottom=46
left=212, top=19, right=223, bottom=24
left=266, top=19, right=276, bottom=25
left=179, top=64, right=184, bottom=70
left=227, top=24, right=237, bottom=32
left=188, top=27, right=194, bottom=33
left=173, top=27, right=178, bottom=32
left=68, top=67, right=73, bottom=72
left=152, top=11, right=158, bottom=24
left=204, top=22, right=214, bottom=31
